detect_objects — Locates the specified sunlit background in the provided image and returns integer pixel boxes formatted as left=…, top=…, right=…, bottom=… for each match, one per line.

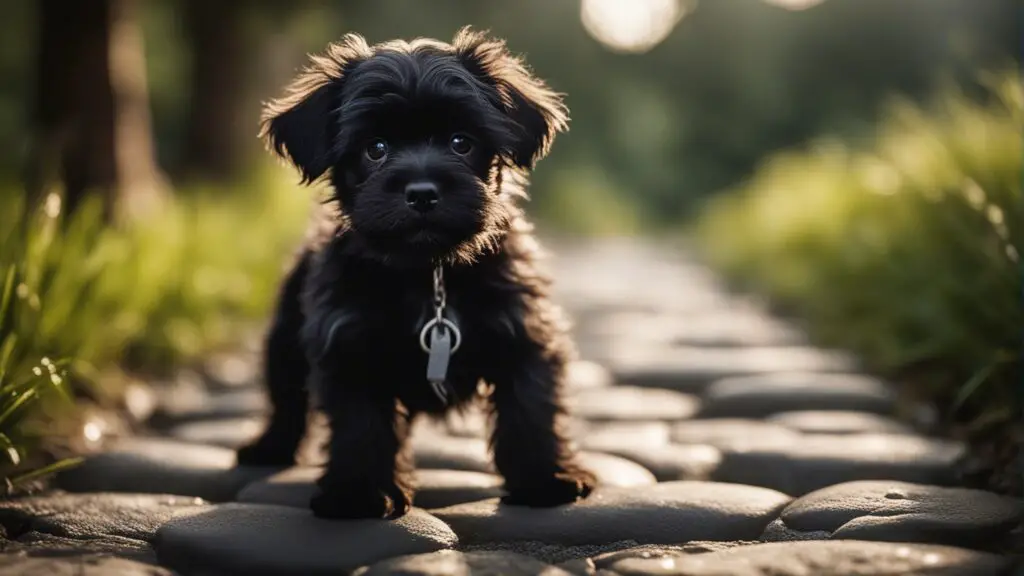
left=0, top=0, right=1018, bottom=499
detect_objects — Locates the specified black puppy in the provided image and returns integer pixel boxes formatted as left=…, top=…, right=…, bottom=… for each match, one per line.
left=236, top=27, right=596, bottom=520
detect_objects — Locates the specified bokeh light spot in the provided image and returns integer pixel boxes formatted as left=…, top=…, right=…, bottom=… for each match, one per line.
left=762, top=0, right=827, bottom=10
left=581, top=0, right=695, bottom=54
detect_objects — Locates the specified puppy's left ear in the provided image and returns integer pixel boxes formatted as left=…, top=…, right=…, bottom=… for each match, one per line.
left=260, top=34, right=372, bottom=184
left=454, top=27, right=569, bottom=169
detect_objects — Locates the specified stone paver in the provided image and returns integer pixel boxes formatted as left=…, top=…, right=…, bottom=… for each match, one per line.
left=589, top=310, right=805, bottom=348
left=584, top=421, right=672, bottom=447
left=413, top=470, right=506, bottom=509
left=762, top=480, right=1024, bottom=549
left=767, top=410, right=915, bottom=435
left=237, top=467, right=506, bottom=510
left=580, top=422, right=722, bottom=481
left=699, top=372, right=896, bottom=418
left=671, top=419, right=801, bottom=451
left=150, top=384, right=267, bottom=426
left=566, top=359, right=615, bottom=390
left=578, top=452, right=658, bottom=487
left=238, top=454, right=654, bottom=512
left=713, top=433, right=966, bottom=495
left=562, top=542, right=756, bottom=575
left=167, top=416, right=265, bottom=448
left=608, top=346, right=856, bottom=394
left=55, top=438, right=277, bottom=502
left=595, top=443, right=722, bottom=482
left=0, top=554, right=175, bottom=576
left=432, top=481, right=791, bottom=546
left=202, top=351, right=260, bottom=389
left=569, top=386, right=700, bottom=422
left=411, top=435, right=494, bottom=473
left=0, top=492, right=208, bottom=558
left=154, top=503, right=457, bottom=575
left=589, top=540, right=1014, bottom=576
left=354, top=550, right=573, bottom=575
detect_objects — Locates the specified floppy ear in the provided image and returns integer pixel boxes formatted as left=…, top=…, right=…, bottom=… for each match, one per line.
left=259, top=34, right=372, bottom=184
left=453, top=27, right=569, bottom=170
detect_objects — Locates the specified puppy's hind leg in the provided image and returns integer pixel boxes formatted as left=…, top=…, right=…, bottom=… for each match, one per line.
left=236, top=252, right=311, bottom=467
left=490, top=351, right=596, bottom=507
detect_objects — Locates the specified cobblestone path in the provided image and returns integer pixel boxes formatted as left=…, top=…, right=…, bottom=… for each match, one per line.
left=1, top=238, right=1020, bottom=575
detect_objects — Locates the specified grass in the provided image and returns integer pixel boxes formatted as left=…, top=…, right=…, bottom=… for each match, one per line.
left=695, top=70, right=1022, bottom=445
left=0, top=163, right=309, bottom=485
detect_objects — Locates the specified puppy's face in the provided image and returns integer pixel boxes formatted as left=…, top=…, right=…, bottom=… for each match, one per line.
left=262, top=28, right=568, bottom=264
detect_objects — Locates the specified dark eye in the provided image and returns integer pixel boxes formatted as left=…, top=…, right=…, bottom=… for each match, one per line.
left=365, top=138, right=388, bottom=161
left=449, top=134, right=473, bottom=155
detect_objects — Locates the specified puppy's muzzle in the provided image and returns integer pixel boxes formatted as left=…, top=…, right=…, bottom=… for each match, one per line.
left=405, top=181, right=440, bottom=213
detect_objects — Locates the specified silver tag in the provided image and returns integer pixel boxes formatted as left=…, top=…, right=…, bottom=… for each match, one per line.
left=426, top=326, right=452, bottom=404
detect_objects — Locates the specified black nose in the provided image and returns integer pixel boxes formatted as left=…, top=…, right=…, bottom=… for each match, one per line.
left=405, top=182, right=439, bottom=213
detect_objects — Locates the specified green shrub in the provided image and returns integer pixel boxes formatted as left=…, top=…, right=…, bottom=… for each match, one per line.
left=695, top=71, right=1022, bottom=424
left=0, top=163, right=309, bottom=483
left=122, top=166, right=309, bottom=370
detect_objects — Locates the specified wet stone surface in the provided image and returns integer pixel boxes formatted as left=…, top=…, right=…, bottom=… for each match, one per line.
left=761, top=480, right=1024, bottom=549
left=580, top=423, right=722, bottom=481
left=55, top=437, right=278, bottom=502
left=0, top=553, right=176, bottom=576
left=0, top=492, right=208, bottom=561
left=699, top=372, right=896, bottom=418
left=354, top=550, right=573, bottom=576
left=589, top=540, right=1015, bottom=576
left=569, top=386, right=701, bottom=422
left=766, top=410, right=915, bottom=435
left=237, top=467, right=506, bottom=510
left=149, top=381, right=267, bottom=427
left=608, top=346, right=856, bottom=394
left=167, top=416, right=265, bottom=448
left=432, top=481, right=792, bottom=546
left=578, top=452, right=658, bottom=488
left=712, top=433, right=967, bottom=495
left=671, top=419, right=801, bottom=451
left=411, top=435, right=494, bottom=473
left=589, top=310, right=805, bottom=349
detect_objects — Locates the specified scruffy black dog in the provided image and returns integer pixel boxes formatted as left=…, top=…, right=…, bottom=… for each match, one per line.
left=235, top=27, right=596, bottom=519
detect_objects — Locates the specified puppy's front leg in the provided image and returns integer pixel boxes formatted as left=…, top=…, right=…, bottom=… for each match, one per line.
left=491, top=353, right=596, bottom=507
left=311, top=375, right=413, bottom=519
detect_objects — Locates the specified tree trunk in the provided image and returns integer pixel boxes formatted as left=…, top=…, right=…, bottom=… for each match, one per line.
left=181, top=0, right=254, bottom=183
left=30, top=0, right=166, bottom=224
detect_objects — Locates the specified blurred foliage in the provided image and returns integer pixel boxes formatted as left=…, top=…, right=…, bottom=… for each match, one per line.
left=695, top=70, right=1022, bottom=426
left=120, top=165, right=309, bottom=369
left=0, top=165, right=307, bottom=480
left=1, top=0, right=1016, bottom=232
left=0, top=0, right=1016, bottom=478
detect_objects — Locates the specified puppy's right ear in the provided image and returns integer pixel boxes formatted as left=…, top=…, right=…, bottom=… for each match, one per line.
left=259, top=34, right=372, bottom=184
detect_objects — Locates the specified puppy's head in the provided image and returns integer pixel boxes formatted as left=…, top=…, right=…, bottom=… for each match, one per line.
left=261, top=27, right=568, bottom=265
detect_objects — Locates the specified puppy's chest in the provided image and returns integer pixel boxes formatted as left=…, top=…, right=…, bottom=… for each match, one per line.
left=341, top=280, right=517, bottom=364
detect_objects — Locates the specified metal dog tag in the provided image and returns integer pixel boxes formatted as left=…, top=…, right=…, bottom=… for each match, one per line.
left=426, top=326, right=452, bottom=404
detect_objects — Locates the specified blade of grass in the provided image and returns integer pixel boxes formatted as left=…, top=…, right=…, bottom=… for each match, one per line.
left=8, top=456, right=84, bottom=488
left=0, top=388, right=38, bottom=426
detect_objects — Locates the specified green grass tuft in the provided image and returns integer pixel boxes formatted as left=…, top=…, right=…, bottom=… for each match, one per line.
left=0, top=162, right=309, bottom=484
left=695, top=70, right=1022, bottom=426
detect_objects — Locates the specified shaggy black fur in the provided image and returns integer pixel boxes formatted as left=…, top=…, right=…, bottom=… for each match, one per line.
left=235, top=27, right=596, bottom=519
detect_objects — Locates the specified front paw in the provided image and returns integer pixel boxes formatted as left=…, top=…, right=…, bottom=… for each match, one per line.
left=502, top=468, right=596, bottom=508
left=310, top=482, right=412, bottom=520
